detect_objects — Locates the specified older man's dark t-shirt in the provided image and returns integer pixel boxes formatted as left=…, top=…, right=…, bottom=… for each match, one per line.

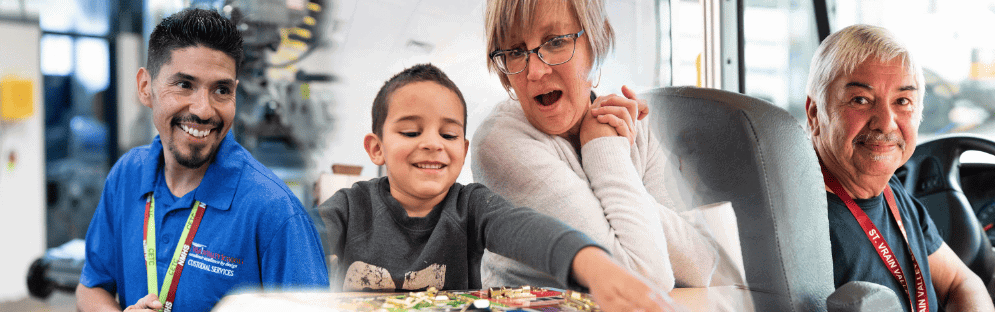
left=827, top=176, right=944, bottom=312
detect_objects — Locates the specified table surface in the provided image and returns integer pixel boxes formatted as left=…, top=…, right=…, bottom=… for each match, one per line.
left=212, top=286, right=758, bottom=311
left=669, top=285, right=755, bottom=312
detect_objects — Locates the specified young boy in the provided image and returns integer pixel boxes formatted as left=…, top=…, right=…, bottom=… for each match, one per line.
left=317, top=64, right=674, bottom=311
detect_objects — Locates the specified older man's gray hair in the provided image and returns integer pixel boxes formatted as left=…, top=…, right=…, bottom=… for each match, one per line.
left=805, top=24, right=926, bottom=128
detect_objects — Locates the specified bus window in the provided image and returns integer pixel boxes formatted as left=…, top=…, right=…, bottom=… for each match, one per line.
left=671, top=0, right=705, bottom=87
left=742, top=0, right=820, bottom=121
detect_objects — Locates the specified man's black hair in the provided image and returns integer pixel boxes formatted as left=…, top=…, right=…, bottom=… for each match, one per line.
left=371, top=63, right=468, bottom=137
left=146, top=8, right=243, bottom=80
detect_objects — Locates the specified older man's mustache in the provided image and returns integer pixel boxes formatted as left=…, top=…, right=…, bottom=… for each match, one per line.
left=853, top=132, right=905, bottom=149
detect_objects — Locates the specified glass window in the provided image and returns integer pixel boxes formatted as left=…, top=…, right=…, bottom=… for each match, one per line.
left=657, top=0, right=673, bottom=86
left=670, top=0, right=704, bottom=87
left=75, top=37, right=109, bottom=92
left=74, top=0, right=110, bottom=35
left=37, top=0, right=109, bottom=35
left=742, top=0, right=820, bottom=120
left=39, top=0, right=75, bottom=33
left=24, top=0, right=40, bottom=16
left=41, top=35, right=74, bottom=76
left=830, top=0, right=995, bottom=139
left=963, top=150, right=995, bottom=164
left=597, top=0, right=661, bottom=92
left=35, top=0, right=115, bottom=250
left=0, top=0, right=19, bottom=13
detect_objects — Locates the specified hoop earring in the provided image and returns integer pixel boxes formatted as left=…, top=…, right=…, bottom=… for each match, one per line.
left=592, top=69, right=602, bottom=88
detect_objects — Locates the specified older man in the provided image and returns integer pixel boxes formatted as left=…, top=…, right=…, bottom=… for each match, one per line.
left=806, top=24, right=993, bottom=312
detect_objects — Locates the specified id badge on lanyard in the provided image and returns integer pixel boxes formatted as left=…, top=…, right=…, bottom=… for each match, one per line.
left=143, top=194, right=207, bottom=312
left=821, top=166, right=929, bottom=312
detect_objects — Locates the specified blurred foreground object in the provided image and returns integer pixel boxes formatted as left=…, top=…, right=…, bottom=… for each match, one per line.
left=215, top=286, right=606, bottom=311
left=214, top=286, right=767, bottom=311
left=26, top=239, right=84, bottom=299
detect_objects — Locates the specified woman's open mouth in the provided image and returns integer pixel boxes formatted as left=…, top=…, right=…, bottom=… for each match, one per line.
left=534, top=90, right=563, bottom=106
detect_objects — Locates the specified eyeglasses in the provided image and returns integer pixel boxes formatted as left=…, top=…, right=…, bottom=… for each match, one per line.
left=489, top=30, right=585, bottom=75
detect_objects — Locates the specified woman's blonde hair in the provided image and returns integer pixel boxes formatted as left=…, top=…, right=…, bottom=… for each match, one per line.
left=485, top=0, right=615, bottom=94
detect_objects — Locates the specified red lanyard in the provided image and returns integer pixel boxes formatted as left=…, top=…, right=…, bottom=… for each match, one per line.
left=143, top=194, right=207, bottom=312
left=821, top=166, right=928, bottom=312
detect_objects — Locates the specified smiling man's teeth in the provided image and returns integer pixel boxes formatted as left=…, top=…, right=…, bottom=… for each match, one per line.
left=180, top=124, right=211, bottom=138
left=415, top=163, right=444, bottom=169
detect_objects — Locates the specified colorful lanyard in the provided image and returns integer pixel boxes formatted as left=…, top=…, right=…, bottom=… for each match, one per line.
left=821, top=166, right=928, bottom=312
left=143, top=194, right=207, bottom=312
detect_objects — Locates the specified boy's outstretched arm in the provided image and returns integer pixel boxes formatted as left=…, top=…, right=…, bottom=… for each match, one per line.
left=571, top=247, right=685, bottom=312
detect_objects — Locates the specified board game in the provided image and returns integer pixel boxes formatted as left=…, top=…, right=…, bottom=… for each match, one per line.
left=327, top=286, right=601, bottom=311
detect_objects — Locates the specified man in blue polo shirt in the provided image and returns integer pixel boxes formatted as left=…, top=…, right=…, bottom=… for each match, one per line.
left=75, top=8, right=328, bottom=311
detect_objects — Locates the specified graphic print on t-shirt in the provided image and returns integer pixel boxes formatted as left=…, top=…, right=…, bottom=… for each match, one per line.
left=343, top=261, right=445, bottom=291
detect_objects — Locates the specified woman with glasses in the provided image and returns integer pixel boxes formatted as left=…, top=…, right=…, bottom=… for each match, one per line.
left=472, top=0, right=724, bottom=291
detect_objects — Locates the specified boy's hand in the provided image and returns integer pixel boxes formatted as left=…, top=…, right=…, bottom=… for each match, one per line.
left=571, top=247, right=686, bottom=312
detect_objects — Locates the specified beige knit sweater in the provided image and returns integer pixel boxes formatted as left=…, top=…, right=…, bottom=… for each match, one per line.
left=471, top=99, right=722, bottom=291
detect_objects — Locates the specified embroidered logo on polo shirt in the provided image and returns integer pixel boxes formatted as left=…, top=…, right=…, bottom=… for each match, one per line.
left=185, top=242, right=241, bottom=277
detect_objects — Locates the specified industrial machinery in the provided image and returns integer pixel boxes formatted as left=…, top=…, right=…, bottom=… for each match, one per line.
left=227, top=0, right=337, bottom=207
left=226, top=0, right=336, bottom=154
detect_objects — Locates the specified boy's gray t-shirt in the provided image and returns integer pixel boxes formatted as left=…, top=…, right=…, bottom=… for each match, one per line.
left=317, top=177, right=599, bottom=291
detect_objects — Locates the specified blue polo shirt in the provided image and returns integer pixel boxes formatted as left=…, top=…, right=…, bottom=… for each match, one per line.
left=81, top=131, right=329, bottom=311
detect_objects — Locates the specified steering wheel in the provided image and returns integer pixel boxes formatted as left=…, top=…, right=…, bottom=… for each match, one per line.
left=898, top=134, right=995, bottom=292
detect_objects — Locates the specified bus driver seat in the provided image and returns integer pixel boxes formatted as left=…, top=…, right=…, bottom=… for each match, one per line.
left=643, top=86, right=835, bottom=311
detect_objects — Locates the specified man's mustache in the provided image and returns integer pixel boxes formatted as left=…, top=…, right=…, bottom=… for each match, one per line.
left=171, top=114, right=223, bottom=129
left=853, top=131, right=905, bottom=149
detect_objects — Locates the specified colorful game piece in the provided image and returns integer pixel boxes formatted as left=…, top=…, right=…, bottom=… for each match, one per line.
left=472, top=299, right=490, bottom=309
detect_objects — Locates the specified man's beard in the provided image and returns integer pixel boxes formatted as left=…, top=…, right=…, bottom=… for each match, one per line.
left=167, top=114, right=225, bottom=169
left=167, top=138, right=220, bottom=169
